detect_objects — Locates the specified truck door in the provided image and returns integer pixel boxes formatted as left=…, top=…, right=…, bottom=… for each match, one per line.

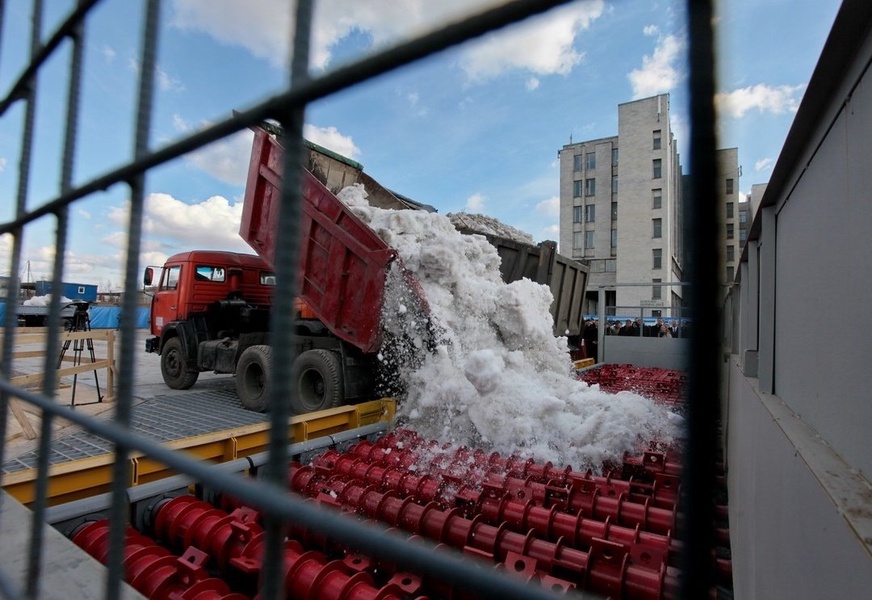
left=150, top=265, right=181, bottom=336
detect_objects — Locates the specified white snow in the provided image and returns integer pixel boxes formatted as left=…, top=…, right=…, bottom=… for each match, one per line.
left=22, top=294, right=73, bottom=306
left=337, top=183, right=680, bottom=472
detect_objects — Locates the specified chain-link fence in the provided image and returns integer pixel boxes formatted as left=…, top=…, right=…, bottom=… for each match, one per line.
left=0, top=1, right=722, bottom=598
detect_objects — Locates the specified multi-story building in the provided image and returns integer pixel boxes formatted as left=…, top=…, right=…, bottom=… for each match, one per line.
left=718, top=148, right=742, bottom=285
left=559, top=94, right=739, bottom=316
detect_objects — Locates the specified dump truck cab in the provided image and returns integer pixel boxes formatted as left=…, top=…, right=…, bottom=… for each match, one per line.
left=144, top=247, right=382, bottom=414
left=144, top=250, right=274, bottom=392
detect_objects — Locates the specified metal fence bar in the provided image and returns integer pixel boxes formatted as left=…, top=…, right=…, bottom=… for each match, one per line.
left=257, top=0, right=315, bottom=593
left=101, top=2, right=164, bottom=599
left=26, top=0, right=88, bottom=596
left=683, top=0, right=719, bottom=597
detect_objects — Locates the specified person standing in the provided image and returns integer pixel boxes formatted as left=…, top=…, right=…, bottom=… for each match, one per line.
left=582, top=319, right=599, bottom=363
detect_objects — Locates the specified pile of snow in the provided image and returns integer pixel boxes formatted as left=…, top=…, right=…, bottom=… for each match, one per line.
left=337, top=183, right=680, bottom=472
left=22, top=294, right=73, bottom=306
left=447, top=212, right=535, bottom=245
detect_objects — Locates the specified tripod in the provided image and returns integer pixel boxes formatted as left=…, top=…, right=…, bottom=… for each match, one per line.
left=57, top=302, right=103, bottom=406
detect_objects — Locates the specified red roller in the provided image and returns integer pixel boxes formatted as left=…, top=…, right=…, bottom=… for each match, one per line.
left=316, top=442, right=679, bottom=537
left=152, top=495, right=263, bottom=572
left=311, top=450, right=677, bottom=566
left=232, top=531, right=422, bottom=600
left=69, top=519, right=247, bottom=600
left=290, top=466, right=680, bottom=600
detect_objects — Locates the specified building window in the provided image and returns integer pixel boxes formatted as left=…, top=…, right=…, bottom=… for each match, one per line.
left=611, top=176, right=618, bottom=194
left=726, top=178, right=734, bottom=195
left=653, top=158, right=662, bottom=179
left=610, top=228, right=617, bottom=248
left=573, top=206, right=583, bottom=223
left=585, top=204, right=595, bottom=222
left=653, top=129, right=662, bottom=150
left=585, top=178, right=596, bottom=196
left=653, top=218, right=662, bottom=238
left=611, top=148, right=619, bottom=166
left=653, top=248, right=662, bottom=269
left=740, top=228, right=747, bottom=243
left=572, top=232, right=585, bottom=253
left=573, top=154, right=583, bottom=171
left=739, top=209, right=748, bottom=224
left=573, top=180, right=583, bottom=197
left=586, top=152, right=596, bottom=170
left=726, top=202, right=734, bottom=218
left=611, top=201, right=618, bottom=221
left=652, top=188, right=662, bottom=209
left=652, top=278, right=662, bottom=300
left=727, top=223, right=734, bottom=239
left=584, top=230, right=594, bottom=249
left=727, top=245, right=735, bottom=262
left=726, top=266, right=735, bottom=281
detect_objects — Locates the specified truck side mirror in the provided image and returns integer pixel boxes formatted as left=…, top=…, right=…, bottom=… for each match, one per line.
left=143, top=267, right=154, bottom=286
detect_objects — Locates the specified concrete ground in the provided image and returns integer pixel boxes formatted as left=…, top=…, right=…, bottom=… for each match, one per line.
left=3, top=328, right=234, bottom=460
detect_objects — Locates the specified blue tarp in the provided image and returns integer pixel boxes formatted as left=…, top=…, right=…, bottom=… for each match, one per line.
left=88, top=306, right=151, bottom=329
left=0, top=302, right=150, bottom=329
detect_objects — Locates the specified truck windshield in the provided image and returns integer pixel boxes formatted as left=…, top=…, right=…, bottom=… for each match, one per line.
left=162, top=265, right=180, bottom=290
left=261, top=273, right=276, bottom=286
left=195, top=266, right=226, bottom=282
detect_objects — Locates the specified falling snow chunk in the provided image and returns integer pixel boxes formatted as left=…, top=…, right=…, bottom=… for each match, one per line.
left=338, top=184, right=679, bottom=472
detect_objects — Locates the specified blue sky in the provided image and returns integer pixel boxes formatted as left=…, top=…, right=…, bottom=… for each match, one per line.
left=0, top=0, right=843, bottom=290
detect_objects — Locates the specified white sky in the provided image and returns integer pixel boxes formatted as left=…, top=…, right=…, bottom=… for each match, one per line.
left=0, top=0, right=843, bottom=289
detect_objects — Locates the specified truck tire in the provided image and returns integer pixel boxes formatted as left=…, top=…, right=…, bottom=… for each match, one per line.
left=161, top=337, right=200, bottom=390
left=291, top=349, right=343, bottom=414
left=236, top=345, right=272, bottom=412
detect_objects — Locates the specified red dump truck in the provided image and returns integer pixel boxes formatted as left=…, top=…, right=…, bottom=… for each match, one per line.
left=145, top=127, right=588, bottom=412
left=144, top=128, right=423, bottom=413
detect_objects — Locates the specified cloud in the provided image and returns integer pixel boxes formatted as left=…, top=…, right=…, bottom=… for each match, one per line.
left=526, top=78, right=540, bottom=91
left=106, top=194, right=252, bottom=261
left=0, top=157, right=6, bottom=172
left=303, top=124, right=361, bottom=160
left=755, top=157, right=775, bottom=172
left=465, top=193, right=486, bottom=212
left=170, top=115, right=358, bottom=182
left=643, top=24, right=659, bottom=37
left=536, top=196, right=560, bottom=217
left=157, top=66, right=184, bottom=92
left=542, top=223, right=560, bottom=240
left=101, top=45, right=116, bottom=63
left=458, top=2, right=603, bottom=82
left=170, top=0, right=605, bottom=81
left=715, top=84, right=805, bottom=119
left=0, top=234, right=11, bottom=276
left=396, top=89, right=429, bottom=117
left=170, top=115, right=255, bottom=185
left=128, top=59, right=184, bottom=92
left=171, top=0, right=294, bottom=68
left=186, top=131, right=255, bottom=186
left=78, top=208, right=91, bottom=219
left=629, top=33, right=685, bottom=99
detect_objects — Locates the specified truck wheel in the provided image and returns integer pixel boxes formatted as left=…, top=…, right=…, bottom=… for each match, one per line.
left=161, top=337, right=200, bottom=390
left=236, top=345, right=272, bottom=412
left=291, top=349, right=343, bottom=414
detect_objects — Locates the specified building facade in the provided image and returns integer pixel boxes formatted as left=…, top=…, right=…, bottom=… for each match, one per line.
left=717, top=148, right=742, bottom=285
left=559, top=94, right=739, bottom=316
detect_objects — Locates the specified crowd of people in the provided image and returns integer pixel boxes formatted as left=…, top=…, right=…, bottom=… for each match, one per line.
left=603, top=317, right=691, bottom=339
left=572, top=317, right=690, bottom=363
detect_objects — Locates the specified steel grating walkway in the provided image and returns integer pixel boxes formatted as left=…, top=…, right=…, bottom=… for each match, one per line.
left=2, top=391, right=268, bottom=474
